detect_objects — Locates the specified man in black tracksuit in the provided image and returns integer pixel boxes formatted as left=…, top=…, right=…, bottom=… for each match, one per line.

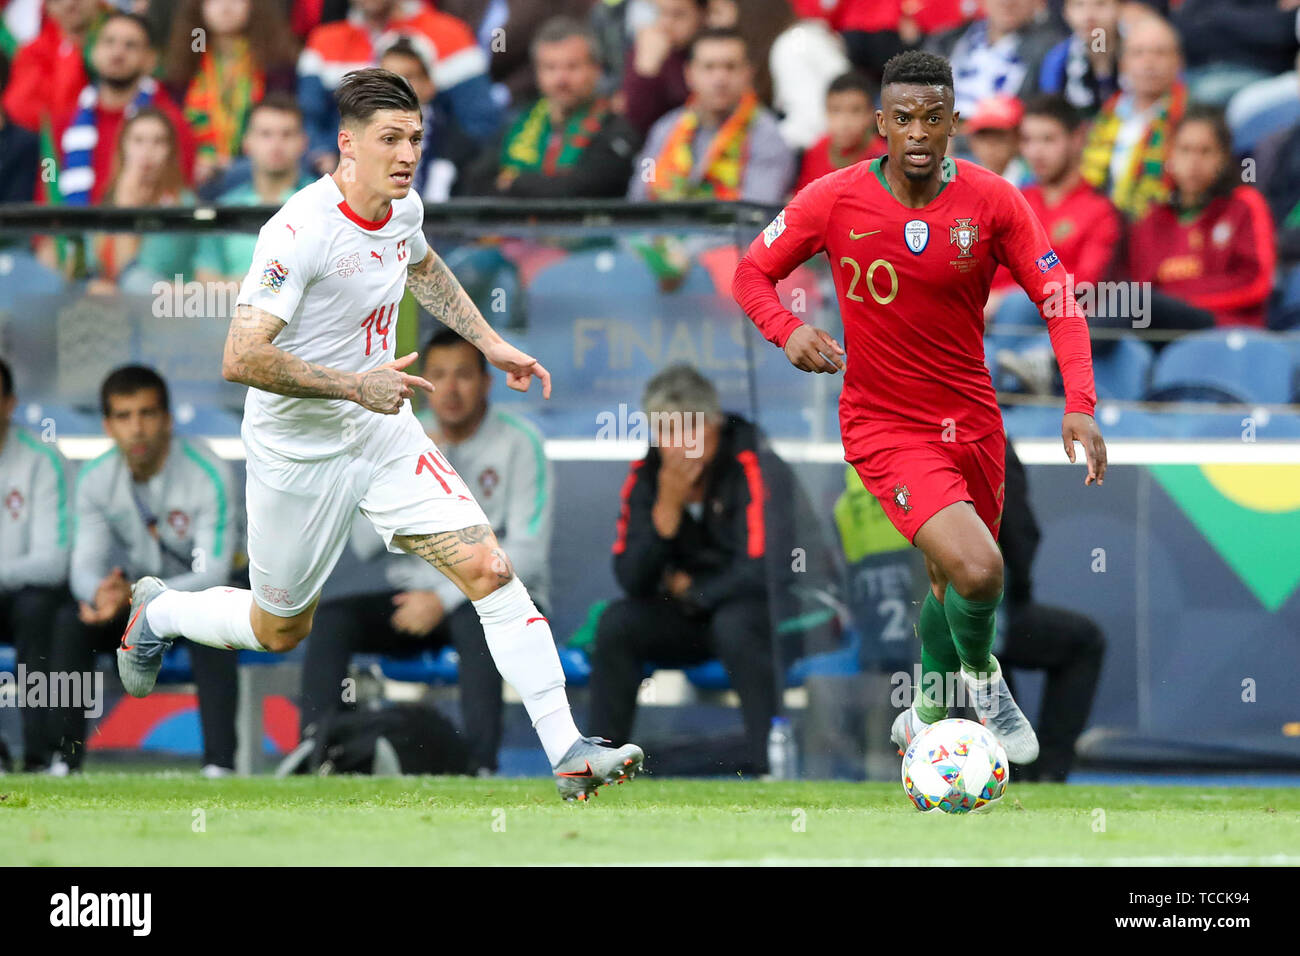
left=997, top=438, right=1107, bottom=781
left=588, top=365, right=821, bottom=775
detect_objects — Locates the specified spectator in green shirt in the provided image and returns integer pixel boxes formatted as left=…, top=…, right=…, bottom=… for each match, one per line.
left=195, top=93, right=312, bottom=285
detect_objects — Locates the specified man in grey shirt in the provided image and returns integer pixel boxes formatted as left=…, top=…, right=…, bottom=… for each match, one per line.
left=54, top=366, right=240, bottom=774
left=0, top=358, right=70, bottom=771
left=300, top=330, right=554, bottom=775
left=627, top=27, right=796, bottom=204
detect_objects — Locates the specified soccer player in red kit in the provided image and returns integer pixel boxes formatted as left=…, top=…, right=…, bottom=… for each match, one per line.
left=732, top=51, right=1108, bottom=767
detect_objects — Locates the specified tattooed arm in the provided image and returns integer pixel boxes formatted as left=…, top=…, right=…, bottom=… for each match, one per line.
left=406, top=250, right=553, bottom=397
left=221, top=304, right=433, bottom=414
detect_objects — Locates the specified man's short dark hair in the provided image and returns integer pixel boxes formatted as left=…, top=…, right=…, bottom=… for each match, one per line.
left=689, top=26, right=748, bottom=63
left=247, top=91, right=304, bottom=128
left=531, top=15, right=599, bottom=63
left=1022, top=94, right=1083, bottom=133
left=100, top=365, right=170, bottom=417
left=0, top=357, right=12, bottom=399
left=422, top=328, right=487, bottom=373
left=880, top=50, right=953, bottom=92
left=99, top=10, right=153, bottom=44
left=336, top=68, right=421, bottom=126
left=827, top=70, right=875, bottom=104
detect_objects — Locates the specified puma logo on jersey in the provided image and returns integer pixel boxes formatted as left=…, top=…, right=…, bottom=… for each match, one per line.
left=849, top=228, right=881, bottom=240
left=371, top=248, right=386, bottom=267
left=285, top=223, right=299, bottom=239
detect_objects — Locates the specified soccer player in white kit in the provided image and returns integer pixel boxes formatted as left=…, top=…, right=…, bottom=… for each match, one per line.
left=116, top=68, right=643, bottom=800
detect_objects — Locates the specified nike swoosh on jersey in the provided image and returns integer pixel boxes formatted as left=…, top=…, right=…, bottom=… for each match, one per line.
left=849, top=229, right=882, bottom=240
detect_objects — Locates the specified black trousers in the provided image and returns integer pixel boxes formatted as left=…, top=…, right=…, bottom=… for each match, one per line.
left=299, top=593, right=503, bottom=774
left=0, top=586, right=66, bottom=769
left=588, top=595, right=776, bottom=774
left=50, top=606, right=238, bottom=770
left=999, top=602, right=1106, bottom=782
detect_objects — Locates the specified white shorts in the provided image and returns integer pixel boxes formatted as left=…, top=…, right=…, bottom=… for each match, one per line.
left=244, top=409, right=489, bottom=617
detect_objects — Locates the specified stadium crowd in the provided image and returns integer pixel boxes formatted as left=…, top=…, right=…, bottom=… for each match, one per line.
left=0, top=0, right=1297, bottom=331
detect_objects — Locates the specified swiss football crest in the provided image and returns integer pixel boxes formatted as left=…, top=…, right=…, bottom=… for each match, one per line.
left=949, top=218, right=979, bottom=258
left=904, top=219, right=929, bottom=254
left=334, top=252, right=363, bottom=278
left=892, top=483, right=912, bottom=513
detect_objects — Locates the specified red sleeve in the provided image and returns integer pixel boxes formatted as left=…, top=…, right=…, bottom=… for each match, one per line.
left=1070, top=197, right=1122, bottom=288
left=732, top=174, right=838, bottom=348
left=2, top=42, right=46, bottom=132
left=993, top=181, right=1097, bottom=418
left=1183, top=188, right=1276, bottom=314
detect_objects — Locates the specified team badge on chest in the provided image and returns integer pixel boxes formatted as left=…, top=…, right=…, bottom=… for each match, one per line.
left=949, top=218, right=979, bottom=257
left=904, top=219, right=929, bottom=254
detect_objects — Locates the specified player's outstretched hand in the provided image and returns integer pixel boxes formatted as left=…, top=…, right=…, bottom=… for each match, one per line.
left=356, top=352, right=435, bottom=415
left=485, top=339, right=552, bottom=398
left=784, top=325, right=845, bottom=374
left=1063, top=411, right=1107, bottom=485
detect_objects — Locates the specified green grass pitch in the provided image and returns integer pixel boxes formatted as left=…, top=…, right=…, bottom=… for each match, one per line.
left=2, top=775, right=1298, bottom=866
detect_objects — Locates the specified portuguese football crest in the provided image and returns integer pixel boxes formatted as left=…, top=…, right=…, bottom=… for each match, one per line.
left=949, top=218, right=979, bottom=258
left=892, top=483, right=912, bottom=513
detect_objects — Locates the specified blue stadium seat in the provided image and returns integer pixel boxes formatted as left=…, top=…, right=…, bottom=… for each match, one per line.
left=379, top=647, right=460, bottom=686
left=0, top=645, right=15, bottom=673
left=1093, top=406, right=1176, bottom=438
left=171, top=402, right=244, bottom=437
left=1000, top=404, right=1065, bottom=438
left=155, top=644, right=194, bottom=685
left=375, top=645, right=591, bottom=688
left=1092, top=337, right=1155, bottom=401
left=1146, top=330, right=1296, bottom=404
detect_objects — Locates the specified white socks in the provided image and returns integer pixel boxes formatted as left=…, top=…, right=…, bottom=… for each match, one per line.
left=472, top=577, right=579, bottom=766
left=145, top=587, right=267, bottom=651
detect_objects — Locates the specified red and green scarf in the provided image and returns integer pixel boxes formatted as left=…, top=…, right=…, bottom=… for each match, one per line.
left=501, top=97, right=613, bottom=176
left=647, top=91, right=760, bottom=201
left=184, top=39, right=265, bottom=165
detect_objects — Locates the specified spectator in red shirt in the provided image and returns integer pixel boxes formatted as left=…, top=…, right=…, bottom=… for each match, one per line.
left=58, top=11, right=196, bottom=206
left=2, top=0, right=104, bottom=136
left=623, top=0, right=705, bottom=137
left=990, top=95, right=1124, bottom=395
left=988, top=94, right=1121, bottom=329
left=1127, top=104, right=1276, bottom=329
left=794, top=71, right=884, bottom=193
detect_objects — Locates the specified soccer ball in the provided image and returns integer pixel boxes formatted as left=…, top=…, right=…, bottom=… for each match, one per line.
left=901, top=718, right=1009, bottom=813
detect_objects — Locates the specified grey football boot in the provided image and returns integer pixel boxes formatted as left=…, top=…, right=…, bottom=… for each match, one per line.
left=960, top=655, right=1040, bottom=764
left=554, top=736, right=645, bottom=802
left=115, top=577, right=176, bottom=698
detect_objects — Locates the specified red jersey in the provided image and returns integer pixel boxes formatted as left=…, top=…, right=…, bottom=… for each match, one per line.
left=992, top=178, right=1121, bottom=292
left=733, top=156, right=1096, bottom=458
left=1126, top=185, right=1275, bottom=328
left=2, top=15, right=89, bottom=135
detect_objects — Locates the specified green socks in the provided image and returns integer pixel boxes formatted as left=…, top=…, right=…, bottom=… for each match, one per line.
left=943, top=583, right=1001, bottom=676
left=914, top=591, right=958, bottom=723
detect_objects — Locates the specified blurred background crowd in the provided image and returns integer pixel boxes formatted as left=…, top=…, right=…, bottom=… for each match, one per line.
left=0, top=0, right=1298, bottom=333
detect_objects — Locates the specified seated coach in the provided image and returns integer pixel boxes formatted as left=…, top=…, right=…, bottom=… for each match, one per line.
left=54, top=365, right=239, bottom=775
left=589, top=364, right=820, bottom=776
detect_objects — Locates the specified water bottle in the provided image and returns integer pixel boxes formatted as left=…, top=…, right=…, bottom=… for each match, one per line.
left=767, top=716, right=797, bottom=780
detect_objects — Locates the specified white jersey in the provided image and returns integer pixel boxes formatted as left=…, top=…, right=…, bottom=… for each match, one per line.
left=236, top=174, right=431, bottom=461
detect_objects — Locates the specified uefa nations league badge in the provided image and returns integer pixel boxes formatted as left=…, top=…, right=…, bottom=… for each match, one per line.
left=904, top=219, right=929, bottom=254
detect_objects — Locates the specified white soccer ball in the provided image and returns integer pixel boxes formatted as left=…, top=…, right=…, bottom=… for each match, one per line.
left=901, top=718, right=1009, bottom=813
